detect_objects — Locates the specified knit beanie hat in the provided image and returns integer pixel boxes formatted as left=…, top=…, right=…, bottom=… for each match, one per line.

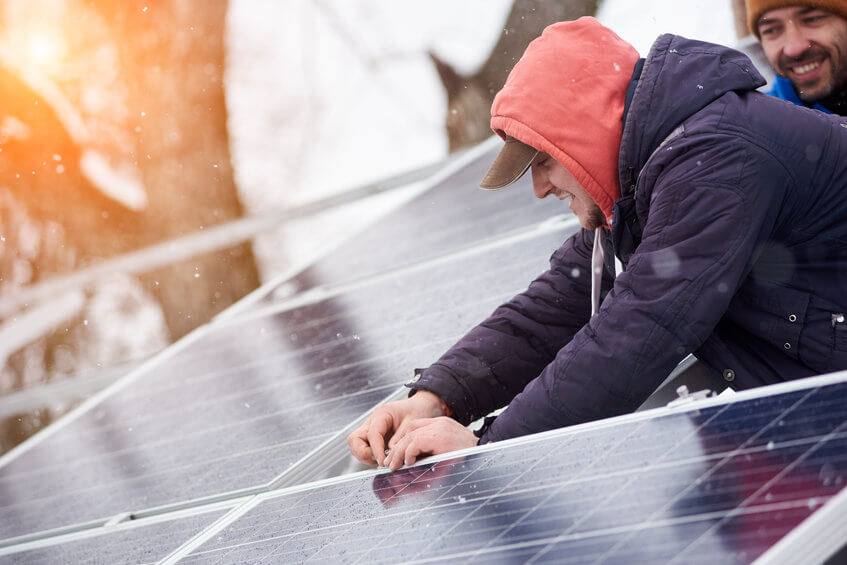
left=746, top=0, right=847, bottom=37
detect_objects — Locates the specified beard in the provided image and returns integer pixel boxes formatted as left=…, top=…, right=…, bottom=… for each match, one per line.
left=778, top=43, right=847, bottom=102
left=584, top=204, right=608, bottom=230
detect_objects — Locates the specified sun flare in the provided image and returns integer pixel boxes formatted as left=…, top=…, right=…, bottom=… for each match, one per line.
left=26, top=33, right=66, bottom=68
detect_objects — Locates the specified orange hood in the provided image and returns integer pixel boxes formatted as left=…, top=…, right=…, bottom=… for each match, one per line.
left=490, top=17, right=639, bottom=219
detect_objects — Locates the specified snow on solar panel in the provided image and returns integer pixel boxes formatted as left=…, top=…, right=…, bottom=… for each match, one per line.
left=172, top=375, right=847, bottom=564
left=0, top=505, right=230, bottom=564
left=237, top=142, right=557, bottom=311
left=0, top=221, right=577, bottom=542
left=4, top=132, right=842, bottom=563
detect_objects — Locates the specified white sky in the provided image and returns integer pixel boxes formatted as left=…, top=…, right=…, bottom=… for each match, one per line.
left=597, top=0, right=736, bottom=56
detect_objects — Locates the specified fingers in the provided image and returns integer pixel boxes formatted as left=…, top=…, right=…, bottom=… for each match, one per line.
left=385, top=417, right=479, bottom=472
left=386, top=423, right=405, bottom=451
left=387, top=435, right=415, bottom=471
left=347, top=420, right=377, bottom=465
left=347, top=397, right=461, bottom=468
left=387, top=416, right=429, bottom=450
left=367, top=409, right=395, bottom=467
left=386, top=418, right=437, bottom=471
left=403, top=440, right=427, bottom=469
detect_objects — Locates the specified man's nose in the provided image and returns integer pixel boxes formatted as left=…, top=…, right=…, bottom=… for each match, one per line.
left=783, top=23, right=812, bottom=58
left=533, top=180, right=551, bottom=199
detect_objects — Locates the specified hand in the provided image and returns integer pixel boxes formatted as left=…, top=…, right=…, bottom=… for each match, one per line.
left=347, top=391, right=447, bottom=466
left=384, top=417, right=478, bottom=471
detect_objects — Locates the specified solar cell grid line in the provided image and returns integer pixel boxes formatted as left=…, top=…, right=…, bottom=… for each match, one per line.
left=0, top=226, right=575, bottom=542
left=461, top=400, right=735, bottom=558
left=236, top=142, right=556, bottom=313
left=174, top=374, right=847, bottom=564
left=345, top=409, right=722, bottom=563
left=669, top=429, right=847, bottom=564
left=218, top=137, right=504, bottom=320
left=520, top=387, right=825, bottom=564
left=586, top=385, right=822, bottom=562
left=459, top=501, right=818, bottom=565
left=225, top=214, right=577, bottom=338
left=0, top=501, right=233, bottom=564
left=412, top=394, right=847, bottom=560
left=754, top=446, right=847, bottom=565
left=413, top=383, right=847, bottom=565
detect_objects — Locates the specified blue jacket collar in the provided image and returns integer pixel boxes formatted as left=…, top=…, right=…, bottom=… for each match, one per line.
left=769, top=76, right=833, bottom=114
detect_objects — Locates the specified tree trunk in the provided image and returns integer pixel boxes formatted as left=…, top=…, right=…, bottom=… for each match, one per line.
left=92, top=0, right=260, bottom=338
left=431, top=0, right=599, bottom=152
left=0, top=0, right=261, bottom=451
left=731, top=0, right=752, bottom=39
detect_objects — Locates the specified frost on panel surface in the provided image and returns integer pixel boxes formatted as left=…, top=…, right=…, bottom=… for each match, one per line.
left=183, top=379, right=847, bottom=563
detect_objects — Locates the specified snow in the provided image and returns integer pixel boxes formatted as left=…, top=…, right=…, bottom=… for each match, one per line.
left=597, top=0, right=735, bottom=56
left=0, top=290, right=84, bottom=371
left=225, top=0, right=737, bottom=274
left=1, top=0, right=746, bottom=419
left=225, top=0, right=513, bottom=269
left=78, top=150, right=147, bottom=211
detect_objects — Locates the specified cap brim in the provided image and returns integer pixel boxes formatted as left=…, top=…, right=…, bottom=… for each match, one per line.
left=479, top=138, right=538, bottom=190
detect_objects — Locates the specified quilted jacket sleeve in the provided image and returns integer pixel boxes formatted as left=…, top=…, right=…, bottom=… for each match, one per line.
left=479, top=140, right=785, bottom=443
left=408, top=227, right=603, bottom=425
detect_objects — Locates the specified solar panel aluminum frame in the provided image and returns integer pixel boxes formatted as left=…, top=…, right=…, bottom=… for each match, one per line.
left=0, top=383, right=407, bottom=553
left=754, top=430, right=847, bottom=564
left=265, top=387, right=408, bottom=491
left=0, top=496, right=242, bottom=560
left=163, top=369, right=847, bottom=564
left=215, top=135, right=503, bottom=323
left=0, top=323, right=214, bottom=472
left=0, top=216, right=579, bottom=547
left=209, top=212, right=578, bottom=331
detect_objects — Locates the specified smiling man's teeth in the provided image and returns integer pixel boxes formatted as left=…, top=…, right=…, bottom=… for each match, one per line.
left=794, top=62, right=821, bottom=75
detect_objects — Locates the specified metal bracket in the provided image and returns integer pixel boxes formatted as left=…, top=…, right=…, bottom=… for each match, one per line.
left=666, top=385, right=715, bottom=408
left=103, top=512, right=132, bottom=528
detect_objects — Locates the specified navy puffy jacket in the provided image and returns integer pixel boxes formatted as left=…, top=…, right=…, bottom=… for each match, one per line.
left=411, top=35, right=847, bottom=443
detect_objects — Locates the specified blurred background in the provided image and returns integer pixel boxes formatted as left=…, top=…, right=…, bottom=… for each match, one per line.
left=0, top=0, right=754, bottom=452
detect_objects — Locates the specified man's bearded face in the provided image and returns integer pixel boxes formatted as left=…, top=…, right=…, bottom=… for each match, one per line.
left=759, top=7, right=847, bottom=102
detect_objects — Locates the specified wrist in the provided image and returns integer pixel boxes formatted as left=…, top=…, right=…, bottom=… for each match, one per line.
left=413, top=390, right=453, bottom=417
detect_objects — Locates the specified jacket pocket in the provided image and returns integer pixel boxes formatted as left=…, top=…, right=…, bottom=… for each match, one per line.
left=826, top=312, right=847, bottom=373
left=833, top=313, right=847, bottom=349
left=794, top=296, right=843, bottom=374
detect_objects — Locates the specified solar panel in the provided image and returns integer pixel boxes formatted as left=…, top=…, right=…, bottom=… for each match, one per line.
left=0, top=504, right=231, bottom=564
left=0, top=222, right=577, bottom=542
left=172, top=375, right=847, bottom=564
left=5, top=126, right=840, bottom=562
left=239, top=143, right=558, bottom=310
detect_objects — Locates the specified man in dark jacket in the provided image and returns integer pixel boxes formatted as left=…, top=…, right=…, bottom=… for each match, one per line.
left=348, top=18, right=847, bottom=471
left=746, top=0, right=847, bottom=115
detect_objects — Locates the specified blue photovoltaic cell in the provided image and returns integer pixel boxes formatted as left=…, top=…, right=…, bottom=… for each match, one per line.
left=180, top=379, right=847, bottom=564
left=0, top=226, right=576, bottom=542
left=0, top=507, right=227, bottom=564
left=253, top=145, right=558, bottom=305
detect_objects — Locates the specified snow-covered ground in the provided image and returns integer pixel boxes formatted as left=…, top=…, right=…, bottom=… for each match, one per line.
left=1, top=0, right=743, bottom=426
left=597, top=0, right=735, bottom=55
left=225, top=0, right=736, bottom=279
